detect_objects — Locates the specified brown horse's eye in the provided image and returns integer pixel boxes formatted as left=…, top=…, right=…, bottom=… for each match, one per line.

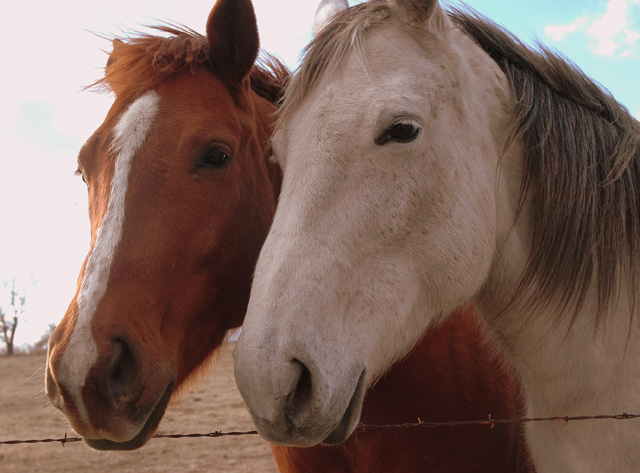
left=375, top=122, right=420, bottom=146
left=198, top=146, right=231, bottom=169
left=75, top=168, right=87, bottom=185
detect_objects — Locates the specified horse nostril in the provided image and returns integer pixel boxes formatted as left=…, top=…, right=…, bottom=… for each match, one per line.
left=286, top=359, right=313, bottom=424
left=108, top=338, right=141, bottom=405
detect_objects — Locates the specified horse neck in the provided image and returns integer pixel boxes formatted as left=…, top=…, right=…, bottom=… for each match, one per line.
left=476, top=140, right=640, bottom=470
left=485, top=287, right=640, bottom=471
left=477, top=132, right=640, bottom=408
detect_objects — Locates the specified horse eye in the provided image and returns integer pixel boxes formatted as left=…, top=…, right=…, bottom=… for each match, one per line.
left=75, top=168, right=87, bottom=185
left=375, top=122, right=420, bottom=146
left=199, top=147, right=230, bottom=169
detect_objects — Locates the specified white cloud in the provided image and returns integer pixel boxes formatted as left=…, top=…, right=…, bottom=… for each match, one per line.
left=544, top=0, right=640, bottom=58
left=625, top=30, right=640, bottom=44
left=545, top=17, right=589, bottom=41
left=594, top=36, right=621, bottom=56
left=618, top=49, right=639, bottom=58
left=588, top=0, right=630, bottom=39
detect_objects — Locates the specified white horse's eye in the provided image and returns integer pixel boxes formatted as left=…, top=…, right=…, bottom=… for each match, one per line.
left=375, top=122, right=421, bottom=146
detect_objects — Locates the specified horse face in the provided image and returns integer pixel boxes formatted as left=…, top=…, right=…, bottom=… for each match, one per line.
left=46, top=0, right=277, bottom=450
left=234, top=1, right=512, bottom=446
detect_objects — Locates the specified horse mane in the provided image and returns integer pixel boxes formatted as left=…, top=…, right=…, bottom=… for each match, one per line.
left=280, top=1, right=640, bottom=326
left=448, top=9, right=640, bottom=325
left=91, top=25, right=290, bottom=104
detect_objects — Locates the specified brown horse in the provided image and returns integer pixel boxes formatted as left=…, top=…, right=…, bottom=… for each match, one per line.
left=45, top=0, right=531, bottom=470
left=45, top=0, right=282, bottom=450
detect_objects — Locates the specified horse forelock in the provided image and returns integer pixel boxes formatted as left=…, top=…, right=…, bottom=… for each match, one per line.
left=277, top=0, right=391, bottom=130
left=91, top=25, right=289, bottom=105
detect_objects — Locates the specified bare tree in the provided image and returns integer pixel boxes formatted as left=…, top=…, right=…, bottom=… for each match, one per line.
left=0, top=277, right=29, bottom=356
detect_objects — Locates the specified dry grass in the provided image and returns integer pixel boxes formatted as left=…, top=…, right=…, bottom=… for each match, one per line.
left=0, top=343, right=278, bottom=473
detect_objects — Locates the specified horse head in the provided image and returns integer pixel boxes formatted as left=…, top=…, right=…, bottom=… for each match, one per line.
left=46, top=0, right=282, bottom=450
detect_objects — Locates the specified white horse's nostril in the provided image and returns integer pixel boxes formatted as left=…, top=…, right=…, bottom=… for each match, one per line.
left=285, top=359, right=313, bottom=425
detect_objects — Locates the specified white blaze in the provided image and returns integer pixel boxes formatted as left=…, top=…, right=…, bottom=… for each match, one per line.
left=60, top=91, right=160, bottom=423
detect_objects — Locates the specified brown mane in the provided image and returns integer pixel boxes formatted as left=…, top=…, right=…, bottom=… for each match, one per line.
left=279, top=1, right=640, bottom=325
left=92, top=25, right=290, bottom=104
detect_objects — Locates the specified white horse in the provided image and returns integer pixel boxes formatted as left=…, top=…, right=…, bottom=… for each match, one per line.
left=234, top=0, right=640, bottom=471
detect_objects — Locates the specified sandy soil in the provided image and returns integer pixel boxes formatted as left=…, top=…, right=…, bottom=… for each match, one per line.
left=0, top=343, right=279, bottom=473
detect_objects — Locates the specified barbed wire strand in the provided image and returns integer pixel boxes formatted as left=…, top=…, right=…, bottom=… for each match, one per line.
left=2, top=413, right=639, bottom=447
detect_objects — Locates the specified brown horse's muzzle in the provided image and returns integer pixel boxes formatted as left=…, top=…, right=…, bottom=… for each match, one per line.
left=46, top=328, right=175, bottom=450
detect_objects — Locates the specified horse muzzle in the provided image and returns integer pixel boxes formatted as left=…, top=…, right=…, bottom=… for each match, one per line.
left=46, top=333, right=175, bottom=450
left=233, top=342, right=367, bottom=447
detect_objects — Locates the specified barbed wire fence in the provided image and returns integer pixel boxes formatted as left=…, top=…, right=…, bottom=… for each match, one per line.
left=2, top=412, right=639, bottom=447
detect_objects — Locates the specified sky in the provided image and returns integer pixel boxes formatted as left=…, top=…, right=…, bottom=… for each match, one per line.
left=0, top=0, right=638, bottom=346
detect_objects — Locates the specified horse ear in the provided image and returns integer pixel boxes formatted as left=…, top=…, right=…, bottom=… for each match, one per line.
left=206, top=0, right=259, bottom=88
left=313, top=0, right=349, bottom=36
left=390, top=0, right=447, bottom=33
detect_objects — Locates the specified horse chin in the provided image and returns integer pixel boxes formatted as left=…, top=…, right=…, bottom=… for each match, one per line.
left=321, top=369, right=367, bottom=446
left=83, top=380, right=175, bottom=451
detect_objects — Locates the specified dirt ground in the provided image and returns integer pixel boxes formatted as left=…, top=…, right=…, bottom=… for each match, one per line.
left=0, top=343, right=279, bottom=473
